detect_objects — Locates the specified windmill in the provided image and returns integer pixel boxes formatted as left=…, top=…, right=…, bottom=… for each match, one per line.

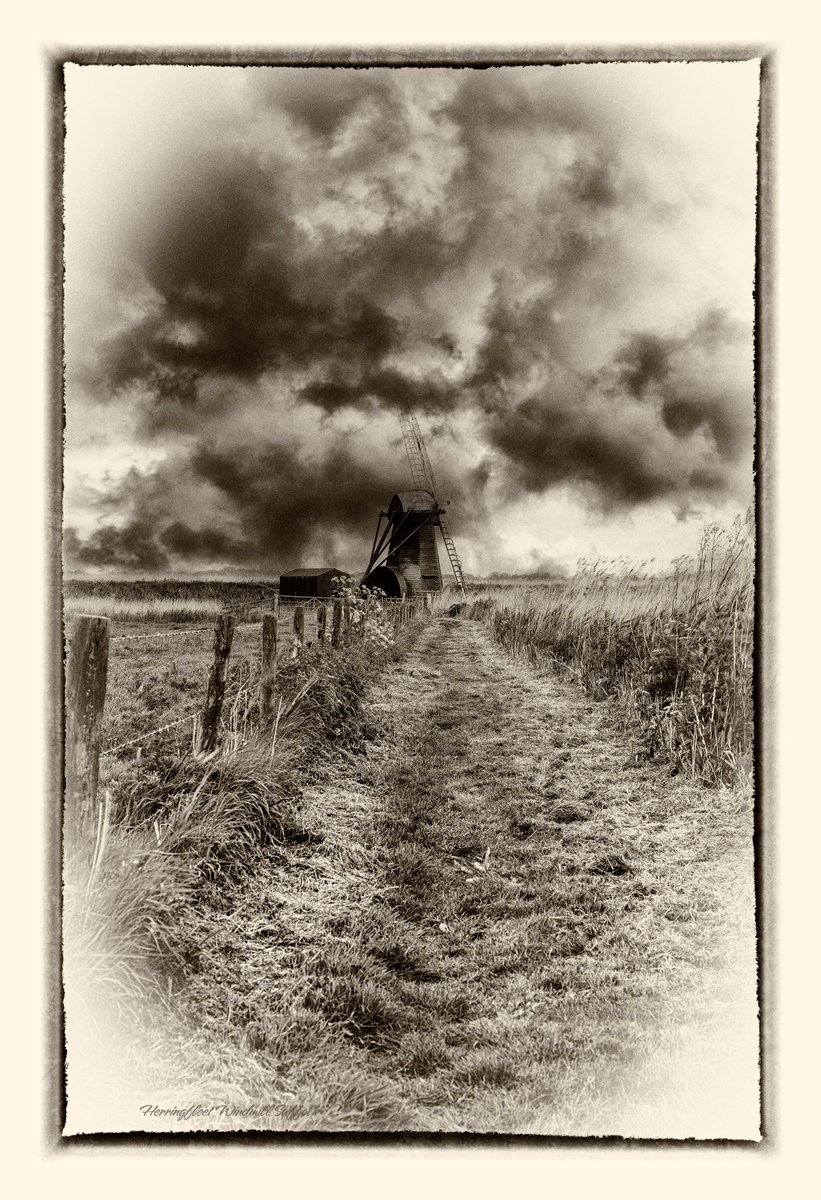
left=362, top=411, right=467, bottom=598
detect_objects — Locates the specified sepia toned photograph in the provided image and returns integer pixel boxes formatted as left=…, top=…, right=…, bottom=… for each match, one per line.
left=61, top=54, right=761, bottom=1138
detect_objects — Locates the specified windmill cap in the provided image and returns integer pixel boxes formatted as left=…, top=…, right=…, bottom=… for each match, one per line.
left=389, top=490, right=438, bottom=513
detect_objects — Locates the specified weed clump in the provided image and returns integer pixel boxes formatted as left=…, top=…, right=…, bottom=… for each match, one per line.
left=549, top=802, right=590, bottom=824
left=591, top=853, right=634, bottom=878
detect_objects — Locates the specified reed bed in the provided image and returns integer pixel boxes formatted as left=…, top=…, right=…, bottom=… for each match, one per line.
left=464, top=514, right=754, bottom=786
left=63, top=579, right=274, bottom=623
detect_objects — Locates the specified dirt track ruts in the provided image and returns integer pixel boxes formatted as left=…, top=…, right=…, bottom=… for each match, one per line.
left=124, top=615, right=758, bottom=1136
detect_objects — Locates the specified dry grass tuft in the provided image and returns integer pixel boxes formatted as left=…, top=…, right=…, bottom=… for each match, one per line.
left=549, top=801, right=590, bottom=823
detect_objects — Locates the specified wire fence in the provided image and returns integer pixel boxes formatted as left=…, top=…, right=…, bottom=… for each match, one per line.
left=99, top=614, right=267, bottom=757
left=110, top=627, right=216, bottom=643
left=101, top=711, right=200, bottom=757
left=65, top=595, right=431, bottom=835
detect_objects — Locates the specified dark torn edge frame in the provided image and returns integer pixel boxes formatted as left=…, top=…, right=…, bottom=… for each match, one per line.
left=46, top=42, right=775, bottom=1155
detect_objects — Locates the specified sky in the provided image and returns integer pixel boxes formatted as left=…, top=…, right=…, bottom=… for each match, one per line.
left=63, top=61, right=759, bottom=579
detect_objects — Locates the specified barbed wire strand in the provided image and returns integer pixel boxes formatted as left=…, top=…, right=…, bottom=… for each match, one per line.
left=102, top=711, right=199, bottom=757
left=109, top=614, right=272, bottom=643
left=110, top=626, right=214, bottom=643
left=220, top=597, right=268, bottom=611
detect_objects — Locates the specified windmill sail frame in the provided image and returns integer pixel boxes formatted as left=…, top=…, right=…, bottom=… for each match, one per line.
left=399, top=411, right=466, bottom=595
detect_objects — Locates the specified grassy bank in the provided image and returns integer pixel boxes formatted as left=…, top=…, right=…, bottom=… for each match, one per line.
left=463, top=516, right=753, bottom=786
left=64, top=597, right=422, bottom=1048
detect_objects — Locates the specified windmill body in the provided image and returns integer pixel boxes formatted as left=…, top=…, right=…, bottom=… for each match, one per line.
left=362, top=413, right=466, bottom=597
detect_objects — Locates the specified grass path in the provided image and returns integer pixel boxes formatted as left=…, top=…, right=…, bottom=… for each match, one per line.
left=112, top=615, right=757, bottom=1137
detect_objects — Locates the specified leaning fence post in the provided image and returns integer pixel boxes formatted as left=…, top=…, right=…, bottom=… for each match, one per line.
left=65, top=615, right=110, bottom=842
left=292, top=605, right=305, bottom=657
left=260, top=612, right=278, bottom=721
left=316, top=603, right=327, bottom=643
left=332, top=600, right=343, bottom=647
left=198, top=613, right=235, bottom=754
left=424, top=593, right=433, bottom=613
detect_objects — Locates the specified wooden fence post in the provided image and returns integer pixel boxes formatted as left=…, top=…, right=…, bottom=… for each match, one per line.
left=424, top=593, right=433, bottom=613
left=342, top=602, right=351, bottom=642
left=260, top=612, right=278, bottom=721
left=292, top=605, right=305, bottom=656
left=332, top=599, right=342, bottom=647
left=272, top=592, right=280, bottom=618
left=199, top=613, right=235, bottom=754
left=316, top=603, right=327, bottom=643
left=65, top=615, right=110, bottom=841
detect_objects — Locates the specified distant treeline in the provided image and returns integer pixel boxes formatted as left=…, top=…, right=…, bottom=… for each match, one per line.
left=64, top=578, right=275, bottom=603
left=463, top=576, right=568, bottom=590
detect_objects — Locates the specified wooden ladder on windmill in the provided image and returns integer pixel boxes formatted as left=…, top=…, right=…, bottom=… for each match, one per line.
left=399, top=411, right=467, bottom=596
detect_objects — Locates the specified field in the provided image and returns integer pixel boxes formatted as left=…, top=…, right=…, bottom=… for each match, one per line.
left=62, top=524, right=758, bottom=1138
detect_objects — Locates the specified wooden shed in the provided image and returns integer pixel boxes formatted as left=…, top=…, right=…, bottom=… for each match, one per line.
left=279, top=567, right=344, bottom=600
left=362, top=490, right=443, bottom=598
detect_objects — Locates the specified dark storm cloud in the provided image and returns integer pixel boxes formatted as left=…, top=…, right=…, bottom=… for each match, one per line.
left=68, top=66, right=756, bottom=572
left=190, top=441, right=396, bottom=559
left=608, top=308, right=754, bottom=462
left=475, top=298, right=753, bottom=509
left=299, top=365, right=457, bottom=414
left=81, top=70, right=472, bottom=436
left=64, top=522, right=170, bottom=574
left=63, top=437, right=416, bottom=574
left=569, top=157, right=619, bottom=208
left=250, top=67, right=404, bottom=151
left=612, top=333, right=672, bottom=398
left=97, top=141, right=405, bottom=406
left=159, top=522, right=257, bottom=561
left=88, top=109, right=409, bottom=432
left=487, top=390, right=687, bottom=507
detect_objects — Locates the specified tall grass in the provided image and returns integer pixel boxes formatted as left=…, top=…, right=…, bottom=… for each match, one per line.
left=464, top=514, right=753, bottom=785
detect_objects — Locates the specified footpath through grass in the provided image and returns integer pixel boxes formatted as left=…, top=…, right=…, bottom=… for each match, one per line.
left=72, top=616, right=758, bottom=1137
